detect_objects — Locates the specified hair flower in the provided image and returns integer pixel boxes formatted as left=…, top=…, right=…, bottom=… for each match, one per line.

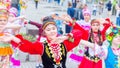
left=107, top=35, right=113, bottom=41
left=109, top=32, right=114, bottom=36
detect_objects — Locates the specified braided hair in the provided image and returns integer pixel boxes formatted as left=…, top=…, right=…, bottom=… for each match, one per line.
left=89, top=29, right=103, bottom=46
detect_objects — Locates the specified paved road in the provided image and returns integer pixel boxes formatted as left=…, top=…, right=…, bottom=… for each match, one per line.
left=19, top=0, right=116, bottom=68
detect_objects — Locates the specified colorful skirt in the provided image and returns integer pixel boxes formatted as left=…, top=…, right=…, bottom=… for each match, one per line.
left=78, top=56, right=102, bottom=68
left=0, top=43, right=13, bottom=56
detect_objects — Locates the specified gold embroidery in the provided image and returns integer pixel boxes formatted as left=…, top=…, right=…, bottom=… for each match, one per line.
left=44, top=42, right=66, bottom=64
left=45, top=45, right=51, bottom=58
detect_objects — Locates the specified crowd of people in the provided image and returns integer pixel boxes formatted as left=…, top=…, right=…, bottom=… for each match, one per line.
left=0, top=0, right=120, bottom=68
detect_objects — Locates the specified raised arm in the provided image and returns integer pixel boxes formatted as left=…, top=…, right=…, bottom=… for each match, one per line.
left=101, top=18, right=112, bottom=41
left=63, top=23, right=89, bottom=52
left=11, top=34, right=43, bottom=55
left=28, top=21, right=42, bottom=28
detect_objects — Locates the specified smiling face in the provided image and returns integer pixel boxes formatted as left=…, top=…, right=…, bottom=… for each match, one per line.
left=44, top=24, right=57, bottom=40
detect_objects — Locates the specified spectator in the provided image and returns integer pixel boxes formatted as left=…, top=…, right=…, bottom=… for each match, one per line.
left=66, top=1, right=75, bottom=33
left=11, top=0, right=19, bottom=10
left=74, top=2, right=84, bottom=20
left=116, top=13, right=120, bottom=26
left=106, top=1, right=112, bottom=17
left=34, top=0, right=39, bottom=9
left=92, top=2, right=97, bottom=16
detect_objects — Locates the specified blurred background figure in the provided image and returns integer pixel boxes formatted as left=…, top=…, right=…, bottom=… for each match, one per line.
left=66, top=1, right=75, bottom=33
left=92, top=2, right=97, bottom=16
left=34, top=0, right=39, bottom=9
left=98, top=1, right=104, bottom=15
left=11, top=0, right=20, bottom=16
left=19, top=0, right=28, bottom=15
left=112, top=0, right=117, bottom=15
left=116, top=0, right=120, bottom=17
left=74, top=2, right=84, bottom=20
left=116, top=13, right=120, bottom=26
left=106, top=1, right=112, bottom=17
left=11, top=0, right=20, bottom=10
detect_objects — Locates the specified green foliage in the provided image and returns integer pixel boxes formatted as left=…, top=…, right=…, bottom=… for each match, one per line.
left=20, top=33, right=36, bottom=42
left=95, top=0, right=108, bottom=3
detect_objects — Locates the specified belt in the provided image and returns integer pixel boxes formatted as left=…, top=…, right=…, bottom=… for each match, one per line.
left=84, top=54, right=100, bottom=63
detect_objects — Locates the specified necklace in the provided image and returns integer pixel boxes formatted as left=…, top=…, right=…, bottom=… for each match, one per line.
left=48, top=43, right=62, bottom=64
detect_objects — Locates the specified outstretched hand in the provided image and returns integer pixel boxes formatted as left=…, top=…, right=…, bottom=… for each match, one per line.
left=0, top=33, right=21, bottom=43
left=60, top=14, right=73, bottom=25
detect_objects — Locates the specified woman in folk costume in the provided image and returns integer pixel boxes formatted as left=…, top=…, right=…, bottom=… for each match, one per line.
left=4, top=15, right=100, bottom=68
left=7, top=7, right=21, bottom=68
left=69, top=9, right=92, bottom=63
left=0, top=4, right=13, bottom=68
left=78, top=18, right=112, bottom=68
left=102, top=26, right=120, bottom=68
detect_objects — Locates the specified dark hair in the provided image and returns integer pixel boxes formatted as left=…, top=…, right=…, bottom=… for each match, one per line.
left=89, top=29, right=103, bottom=46
left=42, top=16, right=54, bottom=23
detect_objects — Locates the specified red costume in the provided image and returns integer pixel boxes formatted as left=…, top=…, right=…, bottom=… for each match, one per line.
left=78, top=18, right=111, bottom=68
left=11, top=23, right=88, bottom=68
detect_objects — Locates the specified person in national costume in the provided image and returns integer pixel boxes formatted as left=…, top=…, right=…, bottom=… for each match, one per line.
left=69, top=9, right=92, bottom=64
left=0, top=4, right=13, bottom=68
left=61, top=14, right=112, bottom=67
left=78, top=18, right=112, bottom=68
left=4, top=15, right=100, bottom=68
left=102, top=26, right=120, bottom=68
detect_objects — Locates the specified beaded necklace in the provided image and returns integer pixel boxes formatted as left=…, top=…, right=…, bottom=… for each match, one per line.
left=48, top=43, right=62, bottom=65
left=44, top=39, right=66, bottom=66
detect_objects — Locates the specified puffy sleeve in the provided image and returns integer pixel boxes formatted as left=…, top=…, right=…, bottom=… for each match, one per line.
left=11, top=34, right=44, bottom=55
left=101, top=20, right=111, bottom=41
left=63, top=23, right=89, bottom=52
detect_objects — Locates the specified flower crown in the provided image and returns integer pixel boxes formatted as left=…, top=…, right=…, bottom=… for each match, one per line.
left=106, top=26, right=120, bottom=42
left=0, top=3, right=8, bottom=18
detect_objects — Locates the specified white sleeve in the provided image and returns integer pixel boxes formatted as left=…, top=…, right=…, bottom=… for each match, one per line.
left=95, top=40, right=109, bottom=59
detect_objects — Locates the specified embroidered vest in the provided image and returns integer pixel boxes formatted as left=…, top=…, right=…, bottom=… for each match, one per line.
left=105, top=46, right=119, bottom=68
left=42, top=41, right=67, bottom=68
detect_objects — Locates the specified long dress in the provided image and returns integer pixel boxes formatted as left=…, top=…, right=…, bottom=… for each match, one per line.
left=78, top=21, right=111, bottom=68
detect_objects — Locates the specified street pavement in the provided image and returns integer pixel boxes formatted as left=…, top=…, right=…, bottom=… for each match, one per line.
left=19, top=0, right=116, bottom=68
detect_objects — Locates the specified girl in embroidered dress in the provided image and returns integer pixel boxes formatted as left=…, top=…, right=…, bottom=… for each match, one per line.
left=0, top=5, right=13, bottom=68
left=78, top=18, right=111, bottom=68
left=0, top=4, right=13, bottom=68
left=69, top=9, right=91, bottom=63
left=102, top=26, right=120, bottom=68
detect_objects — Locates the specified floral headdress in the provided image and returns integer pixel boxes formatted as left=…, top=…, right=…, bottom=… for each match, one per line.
left=9, top=7, right=18, bottom=17
left=0, top=3, right=9, bottom=18
left=106, top=26, right=120, bottom=46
